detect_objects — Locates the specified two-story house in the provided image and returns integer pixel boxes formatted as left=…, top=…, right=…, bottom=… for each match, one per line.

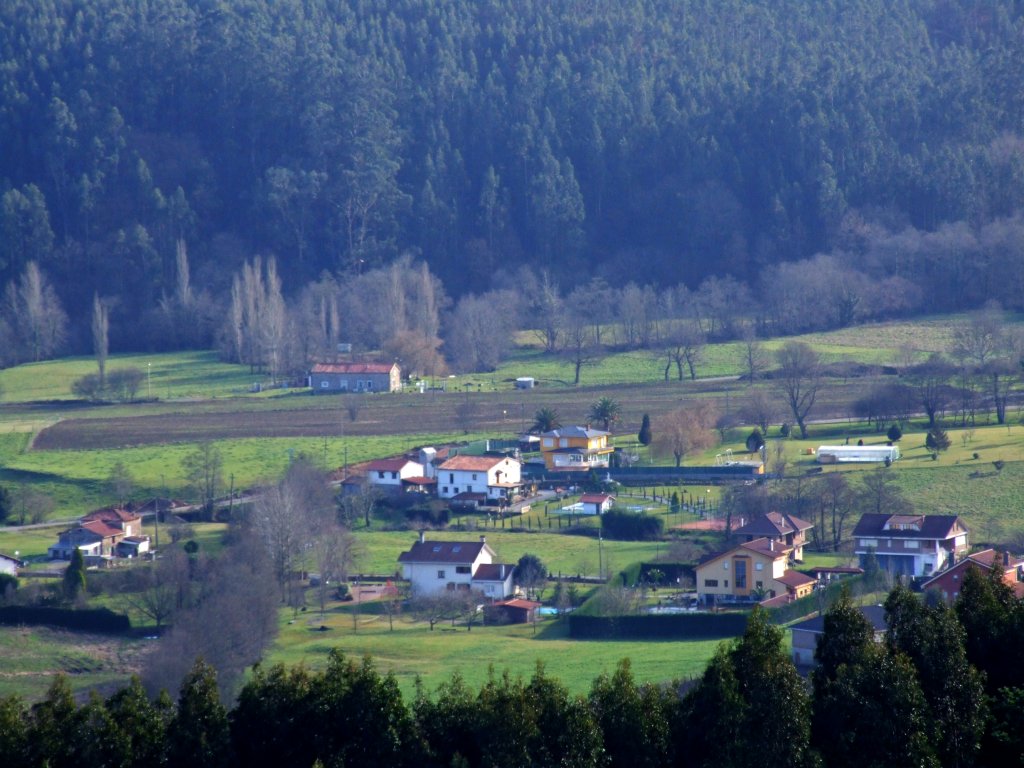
left=48, top=520, right=125, bottom=560
left=363, top=458, right=430, bottom=495
left=733, top=512, right=814, bottom=561
left=398, top=533, right=515, bottom=598
left=695, top=537, right=815, bottom=606
left=81, top=506, right=143, bottom=538
left=852, top=514, right=969, bottom=577
left=436, top=455, right=522, bottom=505
left=539, top=426, right=614, bottom=471
left=921, top=549, right=1024, bottom=602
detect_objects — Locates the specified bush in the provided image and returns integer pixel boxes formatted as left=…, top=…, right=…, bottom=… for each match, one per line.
left=601, top=510, right=664, bottom=540
left=886, top=424, right=902, bottom=442
left=779, top=423, right=792, bottom=438
left=0, top=605, right=130, bottom=633
left=745, top=428, right=765, bottom=453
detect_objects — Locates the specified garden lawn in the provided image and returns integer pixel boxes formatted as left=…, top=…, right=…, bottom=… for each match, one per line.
left=354, top=530, right=667, bottom=580
left=269, top=602, right=722, bottom=699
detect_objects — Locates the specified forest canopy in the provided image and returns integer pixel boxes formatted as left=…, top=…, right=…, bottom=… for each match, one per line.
left=2, top=0, right=1024, bottom=355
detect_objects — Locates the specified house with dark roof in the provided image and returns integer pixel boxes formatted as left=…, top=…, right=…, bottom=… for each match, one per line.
left=921, top=549, right=1024, bottom=603
left=790, top=605, right=888, bottom=667
left=539, top=426, right=614, bottom=471
left=81, top=506, right=143, bottom=538
left=694, top=537, right=814, bottom=606
left=852, top=514, right=969, bottom=577
left=437, top=455, right=522, bottom=505
left=310, top=361, right=401, bottom=393
left=733, top=511, right=814, bottom=561
left=398, top=533, right=515, bottom=598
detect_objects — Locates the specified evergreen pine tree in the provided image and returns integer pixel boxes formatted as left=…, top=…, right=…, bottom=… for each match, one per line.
left=637, top=413, right=652, bottom=446
left=62, top=548, right=86, bottom=601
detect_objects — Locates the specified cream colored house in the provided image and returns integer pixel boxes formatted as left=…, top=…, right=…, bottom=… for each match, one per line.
left=695, top=537, right=814, bottom=606
left=436, top=455, right=522, bottom=503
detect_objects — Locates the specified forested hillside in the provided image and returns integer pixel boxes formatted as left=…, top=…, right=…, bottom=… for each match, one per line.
left=2, top=0, right=1024, bottom=357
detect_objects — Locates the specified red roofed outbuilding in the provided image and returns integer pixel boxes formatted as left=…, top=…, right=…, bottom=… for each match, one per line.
left=310, top=361, right=401, bottom=393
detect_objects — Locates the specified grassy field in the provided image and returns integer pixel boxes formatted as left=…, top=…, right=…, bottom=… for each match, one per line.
left=268, top=600, right=723, bottom=698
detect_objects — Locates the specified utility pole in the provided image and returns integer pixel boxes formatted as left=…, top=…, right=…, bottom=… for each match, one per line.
left=228, top=473, right=235, bottom=519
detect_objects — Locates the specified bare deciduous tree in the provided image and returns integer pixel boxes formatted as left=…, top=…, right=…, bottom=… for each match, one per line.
left=653, top=402, right=718, bottom=467
left=4, top=261, right=67, bottom=363
left=182, top=442, right=223, bottom=517
left=774, top=341, right=824, bottom=439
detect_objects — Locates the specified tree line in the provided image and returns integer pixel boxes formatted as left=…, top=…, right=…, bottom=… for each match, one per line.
left=2, top=569, right=1021, bottom=767
left=3, top=1, right=1024, bottom=356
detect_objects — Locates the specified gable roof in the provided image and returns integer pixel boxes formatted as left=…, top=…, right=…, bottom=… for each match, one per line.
left=921, top=549, right=1024, bottom=590
left=852, top=513, right=967, bottom=540
left=398, top=539, right=491, bottom=565
left=580, top=493, right=614, bottom=504
left=734, top=511, right=813, bottom=538
left=81, top=507, right=141, bottom=525
left=365, top=458, right=420, bottom=473
left=0, top=552, right=22, bottom=566
left=776, top=570, right=816, bottom=589
left=697, top=537, right=791, bottom=569
left=472, top=563, right=514, bottom=582
left=493, top=598, right=542, bottom=610
left=439, top=455, right=513, bottom=472
left=540, top=426, right=609, bottom=439
left=311, top=362, right=397, bottom=375
left=81, top=519, right=124, bottom=537
left=790, top=605, right=888, bottom=634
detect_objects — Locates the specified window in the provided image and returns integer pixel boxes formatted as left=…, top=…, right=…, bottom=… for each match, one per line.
left=377, top=471, right=385, bottom=479
left=366, top=380, right=373, bottom=390
left=860, top=539, right=878, bottom=547
left=756, top=581, right=763, bottom=589
left=449, top=473, right=454, bottom=483
left=904, top=540, right=919, bottom=549
left=723, top=562, right=729, bottom=570
left=724, top=580, right=729, bottom=587
left=437, top=570, right=446, bottom=579
left=704, top=579, right=719, bottom=587
left=755, top=562, right=764, bottom=572
left=472, top=473, right=478, bottom=481
left=953, top=574, right=959, bottom=581
left=735, top=560, right=747, bottom=590
left=442, top=487, right=448, bottom=494
left=320, top=380, right=329, bottom=388
left=455, top=566, right=471, bottom=574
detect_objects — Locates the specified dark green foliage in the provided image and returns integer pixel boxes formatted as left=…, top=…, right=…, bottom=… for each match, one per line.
left=745, top=428, right=765, bottom=453
left=0, top=572, right=17, bottom=597
left=62, top=548, right=86, bottom=601
left=0, top=606, right=130, bottom=633
left=0, top=485, right=12, bottom=524
left=166, top=659, right=232, bottom=768
left=588, top=397, right=621, bottom=431
left=926, top=426, right=952, bottom=452
left=515, top=553, right=548, bottom=600
left=637, top=413, right=652, bottom=446
left=955, top=564, right=1024, bottom=691
left=600, top=510, right=664, bottom=540
left=589, top=659, right=674, bottom=768
left=0, top=695, right=29, bottom=768
left=531, top=407, right=561, bottom=434
left=886, top=423, right=902, bottom=442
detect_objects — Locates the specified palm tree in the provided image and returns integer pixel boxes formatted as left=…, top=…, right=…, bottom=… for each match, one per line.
left=531, top=407, right=562, bottom=433
left=588, top=397, right=621, bottom=431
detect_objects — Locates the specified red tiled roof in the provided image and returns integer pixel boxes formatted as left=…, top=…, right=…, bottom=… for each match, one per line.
left=776, top=570, right=816, bottom=589
left=403, top=476, right=437, bottom=485
left=82, top=507, right=140, bottom=524
left=311, top=362, right=396, bottom=374
left=439, top=455, right=511, bottom=472
left=79, top=520, right=123, bottom=538
left=365, top=458, right=419, bottom=473
left=580, top=493, right=614, bottom=504
left=494, top=598, right=541, bottom=609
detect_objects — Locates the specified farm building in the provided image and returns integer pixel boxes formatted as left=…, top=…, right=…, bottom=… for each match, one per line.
left=310, top=361, right=401, bottom=393
left=816, top=444, right=899, bottom=464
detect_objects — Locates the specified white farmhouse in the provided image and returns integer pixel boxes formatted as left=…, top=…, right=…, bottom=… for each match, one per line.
left=398, top=533, right=515, bottom=598
left=436, top=455, right=522, bottom=505
left=363, top=457, right=429, bottom=495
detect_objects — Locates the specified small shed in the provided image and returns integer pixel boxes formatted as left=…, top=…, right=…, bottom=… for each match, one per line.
left=579, top=493, right=615, bottom=516
left=514, top=377, right=536, bottom=389
left=485, top=598, right=542, bottom=625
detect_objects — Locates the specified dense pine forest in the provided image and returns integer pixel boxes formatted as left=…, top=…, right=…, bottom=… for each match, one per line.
left=3, top=572, right=1022, bottom=767
left=2, top=0, right=1024, bottom=361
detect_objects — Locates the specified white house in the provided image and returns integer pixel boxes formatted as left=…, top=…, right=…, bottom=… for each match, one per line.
left=364, top=458, right=427, bottom=492
left=0, top=553, right=22, bottom=576
left=398, top=533, right=515, bottom=598
left=436, top=455, right=522, bottom=504
left=579, top=493, right=615, bottom=516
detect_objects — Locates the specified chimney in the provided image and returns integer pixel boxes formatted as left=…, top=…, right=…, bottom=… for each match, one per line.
left=1005, top=551, right=1011, bottom=567
left=769, top=539, right=774, bottom=552
left=479, top=535, right=486, bottom=544
left=500, top=564, right=506, bottom=579
left=419, top=530, right=426, bottom=544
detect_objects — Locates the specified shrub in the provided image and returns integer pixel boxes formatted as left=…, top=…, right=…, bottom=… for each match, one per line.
left=925, top=426, right=951, bottom=452
left=886, top=424, right=902, bottom=442
left=779, top=423, right=792, bottom=438
left=602, top=510, right=664, bottom=540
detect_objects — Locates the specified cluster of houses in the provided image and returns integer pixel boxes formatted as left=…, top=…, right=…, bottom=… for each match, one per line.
left=695, top=510, right=1021, bottom=611
left=351, top=425, right=615, bottom=509
left=47, top=504, right=154, bottom=564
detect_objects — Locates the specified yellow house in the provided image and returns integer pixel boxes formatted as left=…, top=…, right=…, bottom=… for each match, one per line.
left=539, top=426, right=614, bottom=471
left=695, top=537, right=815, bottom=606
